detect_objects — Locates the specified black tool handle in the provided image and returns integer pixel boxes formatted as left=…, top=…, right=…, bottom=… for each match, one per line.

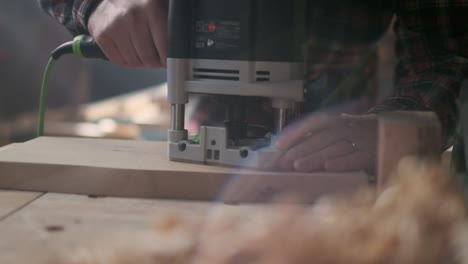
left=79, top=35, right=108, bottom=60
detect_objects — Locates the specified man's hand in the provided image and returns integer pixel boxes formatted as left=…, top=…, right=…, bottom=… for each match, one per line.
left=88, top=0, right=168, bottom=68
left=275, top=113, right=377, bottom=173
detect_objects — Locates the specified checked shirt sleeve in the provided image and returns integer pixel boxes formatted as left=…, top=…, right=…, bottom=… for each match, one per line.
left=38, top=0, right=100, bottom=35
left=369, top=0, right=468, bottom=147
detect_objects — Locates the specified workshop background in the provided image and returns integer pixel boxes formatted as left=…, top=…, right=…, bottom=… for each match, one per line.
left=0, top=2, right=395, bottom=147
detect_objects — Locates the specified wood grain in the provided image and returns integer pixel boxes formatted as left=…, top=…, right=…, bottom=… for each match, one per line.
left=0, top=193, right=255, bottom=264
left=0, top=190, right=43, bottom=220
left=0, top=137, right=369, bottom=202
left=377, top=111, right=442, bottom=190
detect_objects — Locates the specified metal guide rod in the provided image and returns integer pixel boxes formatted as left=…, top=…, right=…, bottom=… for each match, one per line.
left=171, top=104, right=185, bottom=130
left=276, top=108, right=288, bottom=132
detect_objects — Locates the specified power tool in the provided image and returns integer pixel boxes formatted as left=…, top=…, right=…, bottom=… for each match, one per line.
left=39, top=0, right=307, bottom=169
left=167, top=0, right=306, bottom=169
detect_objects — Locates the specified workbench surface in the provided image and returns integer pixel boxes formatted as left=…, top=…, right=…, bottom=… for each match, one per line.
left=0, top=189, right=247, bottom=264
left=0, top=137, right=370, bottom=263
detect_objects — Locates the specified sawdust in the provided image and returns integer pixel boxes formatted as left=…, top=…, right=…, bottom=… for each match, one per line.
left=52, top=157, right=468, bottom=264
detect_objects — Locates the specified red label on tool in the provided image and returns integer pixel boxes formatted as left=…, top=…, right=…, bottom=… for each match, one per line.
left=208, top=22, right=216, bottom=33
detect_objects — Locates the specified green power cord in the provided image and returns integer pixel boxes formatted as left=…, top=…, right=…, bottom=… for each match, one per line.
left=37, top=35, right=106, bottom=137
left=37, top=57, right=56, bottom=136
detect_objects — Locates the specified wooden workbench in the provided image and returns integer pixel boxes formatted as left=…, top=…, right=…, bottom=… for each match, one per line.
left=0, top=125, right=448, bottom=263
left=0, top=137, right=371, bottom=263
left=0, top=189, right=251, bottom=264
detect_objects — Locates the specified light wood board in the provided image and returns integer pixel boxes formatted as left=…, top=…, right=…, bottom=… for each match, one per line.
left=0, top=190, right=43, bottom=220
left=0, top=192, right=240, bottom=264
left=0, top=137, right=369, bottom=202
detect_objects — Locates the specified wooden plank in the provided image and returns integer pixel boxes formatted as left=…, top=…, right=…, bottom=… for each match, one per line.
left=0, top=193, right=253, bottom=264
left=0, top=137, right=369, bottom=202
left=0, top=143, right=18, bottom=153
left=0, top=190, right=43, bottom=220
left=377, top=111, right=442, bottom=190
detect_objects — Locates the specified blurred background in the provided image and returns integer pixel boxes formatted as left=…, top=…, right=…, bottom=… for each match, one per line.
left=0, top=2, right=396, bottom=147
left=0, top=2, right=170, bottom=146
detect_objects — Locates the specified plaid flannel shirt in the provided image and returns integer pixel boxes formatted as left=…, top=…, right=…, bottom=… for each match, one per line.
left=38, top=0, right=99, bottom=35
left=39, top=0, right=468, bottom=146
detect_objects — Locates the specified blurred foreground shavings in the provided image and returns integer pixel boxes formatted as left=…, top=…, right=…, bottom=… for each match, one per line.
left=53, top=157, right=468, bottom=264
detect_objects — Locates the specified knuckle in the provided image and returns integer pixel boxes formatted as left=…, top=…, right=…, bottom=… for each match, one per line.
left=91, top=26, right=106, bottom=40
left=127, top=6, right=140, bottom=20
left=139, top=54, right=159, bottom=67
left=114, top=10, right=131, bottom=26
left=95, top=33, right=113, bottom=47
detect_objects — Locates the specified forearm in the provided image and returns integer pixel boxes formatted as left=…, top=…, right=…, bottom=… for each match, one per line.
left=38, top=0, right=101, bottom=35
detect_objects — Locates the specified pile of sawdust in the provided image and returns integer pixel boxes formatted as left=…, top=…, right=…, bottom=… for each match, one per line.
left=53, top=157, right=468, bottom=264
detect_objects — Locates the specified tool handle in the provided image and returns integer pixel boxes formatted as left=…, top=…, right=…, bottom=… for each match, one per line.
left=76, top=35, right=108, bottom=60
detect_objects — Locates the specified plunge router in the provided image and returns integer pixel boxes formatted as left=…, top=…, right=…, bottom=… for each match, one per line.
left=167, top=0, right=306, bottom=169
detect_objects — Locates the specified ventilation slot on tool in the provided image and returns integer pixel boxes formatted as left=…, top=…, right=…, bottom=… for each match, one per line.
left=193, top=68, right=240, bottom=81
left=256, top=70, right=270, bottom=82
